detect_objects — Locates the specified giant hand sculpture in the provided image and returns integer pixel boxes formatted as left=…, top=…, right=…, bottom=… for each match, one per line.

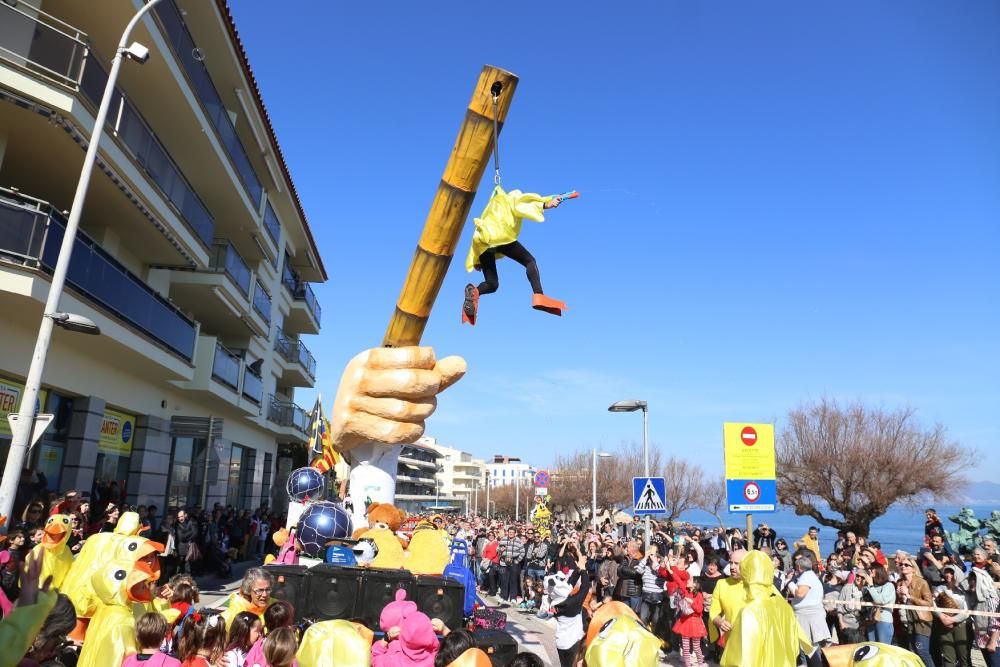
left=328, top=347, right=466, bottom=528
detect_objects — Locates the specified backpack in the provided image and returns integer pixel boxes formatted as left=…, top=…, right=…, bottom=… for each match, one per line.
left=443, top=539, right=477, bottom=617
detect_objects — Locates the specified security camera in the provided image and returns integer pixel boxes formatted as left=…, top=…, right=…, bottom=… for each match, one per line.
left=124, top=42, right=150, bottom=64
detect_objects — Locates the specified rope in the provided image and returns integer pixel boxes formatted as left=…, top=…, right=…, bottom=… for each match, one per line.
left=829, top=598, right=1000, bottom=619
left=490, top=87, right=501, bottom=186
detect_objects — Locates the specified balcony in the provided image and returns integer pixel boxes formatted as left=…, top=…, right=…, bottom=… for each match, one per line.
left=211, top=341, right=240, bottom=390
left=262, top=201, right=281, bottom=257
left=281, top=260, right=321, bottom=334
left=0, top=2, right=87, bottom=89
left=210, top=241, right=251, bottom=297
left=172, top=335, right=259, bottom=415
left=251, top=279, right=271, bottom=329
left=273, top=334, right=316, bottom=387
left=266, top=395, right=309, bottom=440
left=152, top=0, right=263, bottom=208
left=0, top=187, right=197, bottom=360
left=242, top=366, right=263, bottom=405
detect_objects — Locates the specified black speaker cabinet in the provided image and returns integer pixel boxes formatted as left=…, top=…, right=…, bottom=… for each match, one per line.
left=413, top=574, right=465, bottom=630
left=304, top=564, right=363, bottom=622
left=264, top=564, right=310, bottom=621
left=356, top=569, right=415, bottom=629
left=473, top=629, right=519, bottom=667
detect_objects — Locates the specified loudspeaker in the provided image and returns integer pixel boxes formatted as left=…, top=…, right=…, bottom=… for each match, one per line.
left=413, top=575, right=466, bottom=630
left=304, top=564, right=363, bottom=621
left=356, top=569, right=415, bottom=629
left=473, top=629, right=519, bottom=667
left=265, top=564, right=310, bottom=622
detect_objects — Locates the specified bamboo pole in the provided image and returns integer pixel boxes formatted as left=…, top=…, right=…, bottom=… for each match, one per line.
left=383, top=65, right=519, bottom=347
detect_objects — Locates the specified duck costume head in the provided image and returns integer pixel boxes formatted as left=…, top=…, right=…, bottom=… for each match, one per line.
left=584, top=612, right=661, bottom=667
left=30, top=513, right=73, bottom=589
left=76, top=557, right=157, bottom=667
left=819, top=642, right=925, bottom=667
left=296, top=619, right=373, bottom=667
left=62, top=511, right=142, bottom=617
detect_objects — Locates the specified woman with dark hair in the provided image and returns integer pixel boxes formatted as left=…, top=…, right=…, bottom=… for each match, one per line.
left=433, top=629, right=477, bottom=667
left=859, top=563, right=895, bottom=644
left=552, top=542, right=590, bottom=667
left=18, top=502, right=45, bottom=533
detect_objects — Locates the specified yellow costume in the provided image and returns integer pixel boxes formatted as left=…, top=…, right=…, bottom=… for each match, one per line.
left=404, top=524, right=450, bottom=575
left=798, top=532, right=822, bottom=564
left=62, top=511, right=141, bottom=617
left=720, top=551, right=812, bottom=667
left=0, top=588, right=57, bottom=667
left=357, top=527, right=405, bottom=569
left=77, top=557, right=156, bottom=667
left=296, top=619, right=373, bottom=667
left=584, top=613, right=661, bottom=667
left=465, top=186, right=552, bottom=272
left=30, top=513, right=73, bottom=590
left=844, top=642, right=924, bottom=666
left=446, top=648, right=492, bottom=666
left=221, top=591, right=277, bottom=630
left=707, top=571, right=783, bottom=643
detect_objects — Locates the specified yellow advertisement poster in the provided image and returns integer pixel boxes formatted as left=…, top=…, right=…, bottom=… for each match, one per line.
left=0, top=379, right=49, bottom=437
left=99, top=408, right=135, bottom=456
left=723, top=422, right=776, bottom=480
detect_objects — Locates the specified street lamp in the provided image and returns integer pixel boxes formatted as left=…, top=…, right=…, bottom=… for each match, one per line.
left=592, top=449, right=612, bottom=531
left=609, top=399, right=649, bottom=553
left=0, top=0, right=165, bottom=524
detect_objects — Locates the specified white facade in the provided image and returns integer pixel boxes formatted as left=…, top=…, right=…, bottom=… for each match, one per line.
left=416, top=436, right=485, bottom=513
left=486, top=457, right=537, bottom=487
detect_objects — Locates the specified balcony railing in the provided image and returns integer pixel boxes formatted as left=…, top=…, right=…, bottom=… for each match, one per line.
left=211, top=342, right=240, bottom=390
left=267, top=395, right=308, bottom=433
left=281, top=257, right=322, bottom=325
left=263, top=201, right=281, bottom=249
left=153, top=0, right=264, bottom=208
left=252, top=280, right=271, bottom=325
left=209, top=241, right=251, bottom=297
left=274, top=334, right=317, bottom=379
left=242, top=366, right=263, bottom=404
left=0, top=2, right=88, bottom=89
left=80, top=57, right=215, bottom=248
left=0, top=188, right=197, bottom=360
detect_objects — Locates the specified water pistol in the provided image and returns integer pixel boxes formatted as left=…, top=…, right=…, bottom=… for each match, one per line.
left=551, top=190, right=579, bottom=204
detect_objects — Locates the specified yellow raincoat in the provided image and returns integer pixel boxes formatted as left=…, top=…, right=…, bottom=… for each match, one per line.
left=0, top=589, right=57, bottom=667
left=30, top=514, right=73, bottom=590
left=62, top=512, right=141, bottom=617
left=77, top=558, right=156, bottom=667
left=296, top=619, right=373, bottom=667
left=584, top=613, right=661, bottom=667
left=465, top=186, right=552, bottom=272
left=720, top=551, right=812, bottom=667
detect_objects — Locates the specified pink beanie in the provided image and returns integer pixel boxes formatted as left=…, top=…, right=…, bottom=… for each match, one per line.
left=380, top=588, right=418, bottom=633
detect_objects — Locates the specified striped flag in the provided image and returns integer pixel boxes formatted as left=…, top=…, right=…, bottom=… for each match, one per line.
left=308, top=396, right=338, bottom=473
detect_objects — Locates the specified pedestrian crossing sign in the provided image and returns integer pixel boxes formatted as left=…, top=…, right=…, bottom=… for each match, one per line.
left=633, top=477, right=666, bottom=515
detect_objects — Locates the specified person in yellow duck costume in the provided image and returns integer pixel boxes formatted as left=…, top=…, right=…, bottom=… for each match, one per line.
left=296, top=618, right=373, bottom=667
left=818, top=642, right=924, bottom=667
left=720, top=550, right=813, bottom=667
left=30, top=513, right=73, bottom=590
left=404, top=520, right=450, bottom=575
left=583, top=606, right=661, bottom=667
left=62, top=511, right=141, bottom=616
left=77, top=556, right=157, bottom=667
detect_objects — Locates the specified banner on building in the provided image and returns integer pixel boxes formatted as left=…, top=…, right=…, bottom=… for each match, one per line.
left=0, top=378, right=48, bottom=437
left=99, top=408, right=136, bottom=456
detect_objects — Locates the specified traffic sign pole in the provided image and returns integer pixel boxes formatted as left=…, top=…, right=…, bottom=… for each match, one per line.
left=747, top=514, right=753, bottom=551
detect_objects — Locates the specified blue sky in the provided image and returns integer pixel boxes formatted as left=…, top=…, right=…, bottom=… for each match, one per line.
left=229, top=2, right=1000, bottom=481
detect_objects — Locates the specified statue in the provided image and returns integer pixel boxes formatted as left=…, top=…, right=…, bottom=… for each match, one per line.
left=946, top=507, right=983, bottom=555
left=983, top=511, right=1000, bottom=543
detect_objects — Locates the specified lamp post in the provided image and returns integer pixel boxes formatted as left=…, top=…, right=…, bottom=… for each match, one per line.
left=0, top=0, right=165, bottom=524
left=485, top=470, right=491, bottom=519
left=609, top=399, right=649, bottom=553
left=592, top=449, right=612, bottom=531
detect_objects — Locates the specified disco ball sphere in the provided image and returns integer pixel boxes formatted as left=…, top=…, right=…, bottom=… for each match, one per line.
left=297, top=501, right=353, bottom=558
left=286, top=466, right=325, bottom=502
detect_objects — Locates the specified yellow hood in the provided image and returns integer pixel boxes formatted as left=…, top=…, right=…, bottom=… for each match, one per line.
left=297, top=619, right=373, bottom=667
left=740, top=550, right=775, bottom=599
left=584, top=614, right=661, bottom=667
left=114, top=512, right=141, bottom=536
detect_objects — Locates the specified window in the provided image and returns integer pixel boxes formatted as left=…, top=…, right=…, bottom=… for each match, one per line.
left=168, top=436, right=206, bottom=509
left=261, top=453, right=272, bottom=509
left=226, top=444, right=244, bottom=508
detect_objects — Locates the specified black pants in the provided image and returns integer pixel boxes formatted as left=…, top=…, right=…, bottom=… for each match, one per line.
left=477, top=241, right=543, bottom=295
left=499, top=564, right=522, bottom=600
left=557, top=643, right=580, bottom=667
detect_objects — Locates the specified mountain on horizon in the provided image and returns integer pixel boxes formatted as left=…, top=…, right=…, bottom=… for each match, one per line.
left=955, top=480, right=1000, bottom=506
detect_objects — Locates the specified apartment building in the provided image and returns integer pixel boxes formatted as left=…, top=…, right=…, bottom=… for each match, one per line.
left=486, top=455, right=537, bottom=488
left=417, top=436, right=485, bottom=514
left=394, top=441, right=443, bottom=515
left=0, top=0, right=326, bottom=512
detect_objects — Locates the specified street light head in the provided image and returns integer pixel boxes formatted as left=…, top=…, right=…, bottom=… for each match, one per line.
left=124, top=41, right=150, bottom=63
left=598, top=452, right=613, bottom=458
left=609, top=399, right=647, bottom=413
left=48, top=312, right=100, bottom=336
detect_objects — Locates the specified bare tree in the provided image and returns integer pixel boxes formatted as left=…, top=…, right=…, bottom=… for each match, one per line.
left=777, top=398, right=974, bottom=537
left=660, top=457, right=705, bottom=522
left=696, top=474, right=728, bottom=530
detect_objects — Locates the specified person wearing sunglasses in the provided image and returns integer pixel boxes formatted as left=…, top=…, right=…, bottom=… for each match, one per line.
left=896, top=555, right=935, bottom=665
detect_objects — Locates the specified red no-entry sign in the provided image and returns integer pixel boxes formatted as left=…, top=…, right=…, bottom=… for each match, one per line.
left=741, top=426, right=758, bottom=446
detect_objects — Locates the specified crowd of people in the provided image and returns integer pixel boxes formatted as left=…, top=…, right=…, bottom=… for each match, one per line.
left=2, top=476, right=1000, bottom=667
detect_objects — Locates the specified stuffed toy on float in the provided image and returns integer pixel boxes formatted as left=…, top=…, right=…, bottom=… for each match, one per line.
left=351, top=503, right=407, bottom=569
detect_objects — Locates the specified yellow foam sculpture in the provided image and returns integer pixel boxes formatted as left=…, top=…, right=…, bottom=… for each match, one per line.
left=720, top=550, right=813, bottom=667
left=404, top=523, right=451, bottom=575
left=62, top=511, right=141, bottom=617
left=77, top=557, right=156, bottom=667
left=30, top=513, right=73, bottom=590
left=845, top=643, right=924, bottom=667
left=297, top=619, right=373, bottom=667
left=584, top=612, right=661, bottom=667
left=465, top=186, right=553, bottom=272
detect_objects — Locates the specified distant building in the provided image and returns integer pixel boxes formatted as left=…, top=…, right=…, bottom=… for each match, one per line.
left=486, top=455, right=537, bottom=487
left=417, top=436, right=485, bottom=514
left=394, top=441, right=441, bottom=515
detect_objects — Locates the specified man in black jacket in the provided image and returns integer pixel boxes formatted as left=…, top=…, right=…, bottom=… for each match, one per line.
left=175, top=509, right=199, bottom=574
left=616, top=539, right=644, bottom=613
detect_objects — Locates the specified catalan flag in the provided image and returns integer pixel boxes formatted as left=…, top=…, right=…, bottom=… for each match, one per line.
left=308, top=396, right=338, bottom=473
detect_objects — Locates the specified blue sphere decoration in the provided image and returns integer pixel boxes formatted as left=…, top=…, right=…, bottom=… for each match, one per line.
left=286, top=466, right=325, bottom=502
left=296, top=501, right=353, bottom=557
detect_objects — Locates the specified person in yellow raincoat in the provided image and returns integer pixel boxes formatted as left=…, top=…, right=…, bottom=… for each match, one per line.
left=29, top=514, right=73, bottom=590
left=462, top=186, right=568, bottom=323
left=77, top=557, right=158, bottom=667
left=720, top=550, right=813, bottom=667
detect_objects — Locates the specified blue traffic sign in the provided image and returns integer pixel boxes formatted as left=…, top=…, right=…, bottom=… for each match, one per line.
left=726, top=479, right=777, bottom=513
left=633, top=477, right=667, bottom=515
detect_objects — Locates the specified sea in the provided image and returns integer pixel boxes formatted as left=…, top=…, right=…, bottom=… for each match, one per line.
left=670, top=504, right=998, bottom=555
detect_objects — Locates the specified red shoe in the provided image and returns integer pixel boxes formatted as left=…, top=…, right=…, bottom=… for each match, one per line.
left=462, top=284, right=479, bottom=325
left=532, top=293, right=567, bottom=316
